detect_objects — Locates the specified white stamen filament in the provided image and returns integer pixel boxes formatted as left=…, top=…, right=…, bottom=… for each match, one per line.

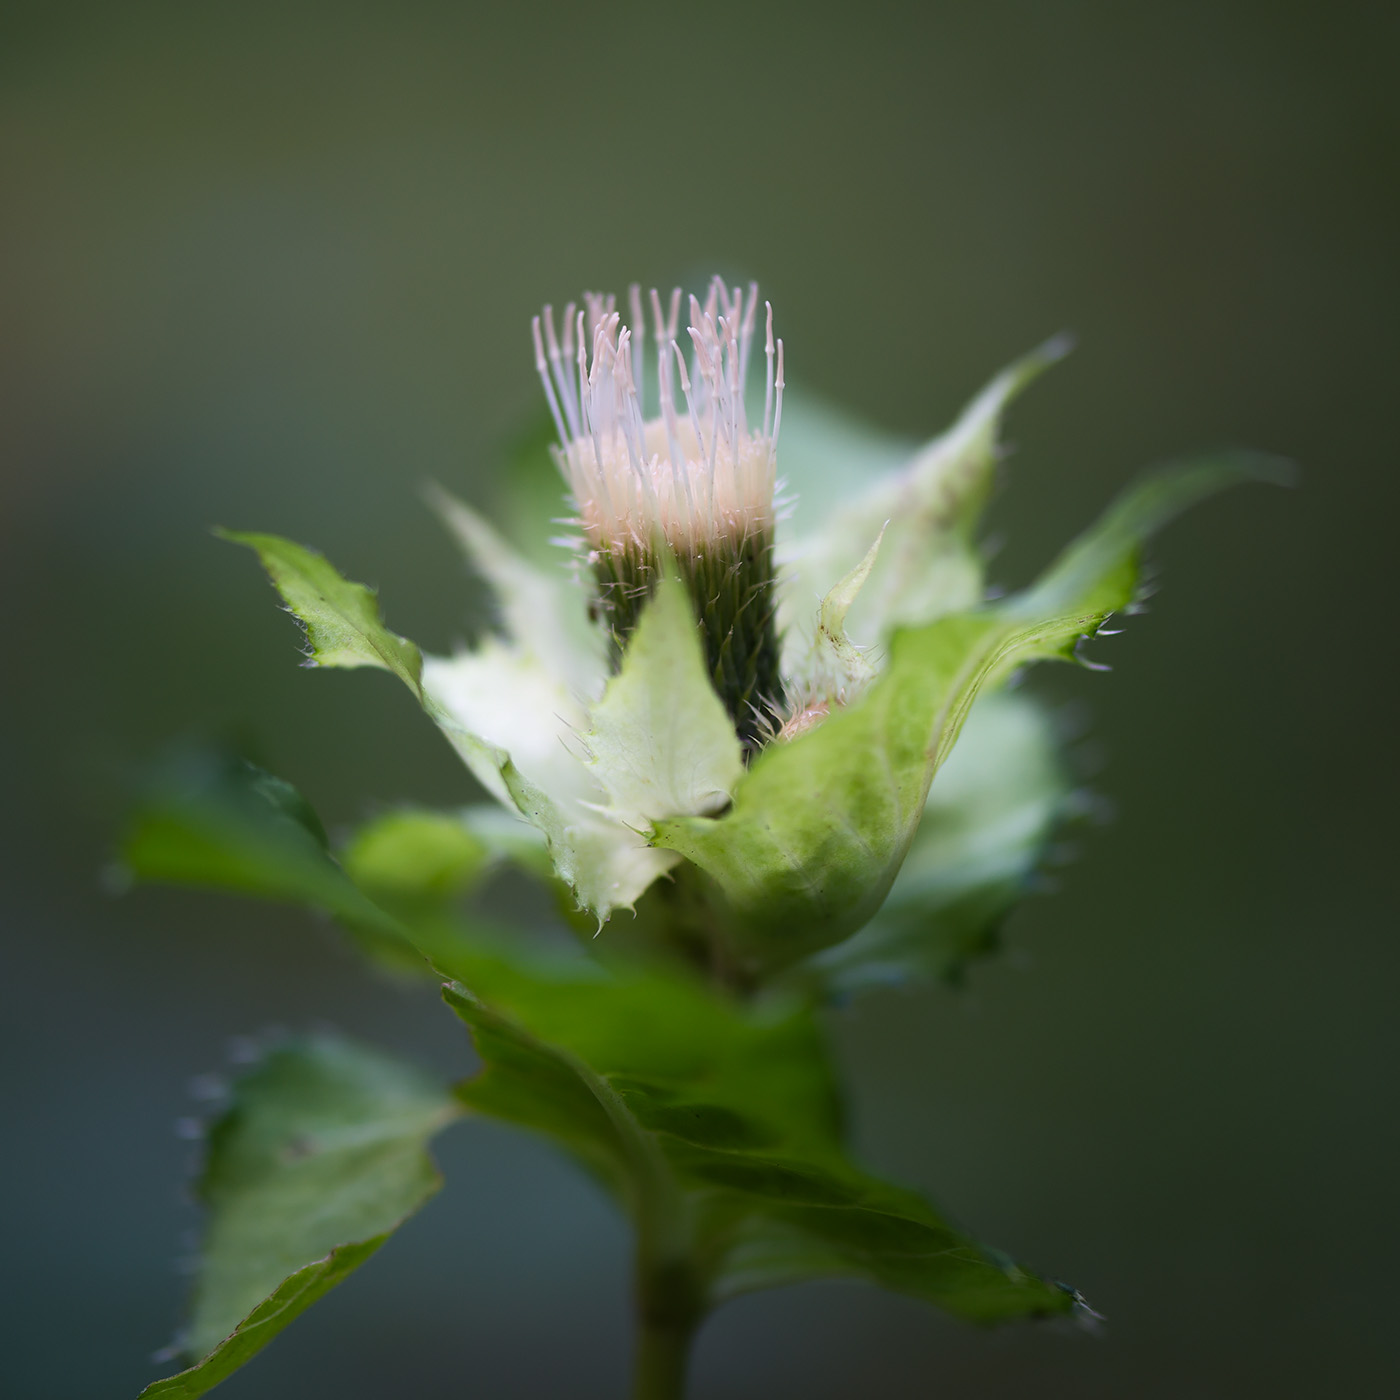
left=762, top=302, right=775, bottom=442
left=773, top=338, right=785, bottom=446
left=739, top=281, right=758, bottom=384
left=543, top=303, right=580, bottom=436
left=628, top=284, right=645, bottom=418
left=532, top=316, right=568, bottom=446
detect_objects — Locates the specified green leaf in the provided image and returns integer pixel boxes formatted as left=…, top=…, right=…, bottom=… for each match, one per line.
left=339, top=804, right=561, bottom=957
left=656, top=454, right=1281, bottom=972
left=439, top=948, right=1073, bottom=1324
left=583, top=573, right=745, bottom=824
left=444, top=977, right=635, bottom=1200
left=425, top=578, right=749, bottom=926
left=223, top=523, right=684, bottom=923
left=219, top=529, right=517, bottom=820
left=219, top=532, right=424, bottom=697
left=138, top=1243, right=382, bottom=1400
left=122, top=750, right=537, bottom=977
left=494, top=755, right=682, bottom=926
left=780, top=340, right=1070, bottom=661
left=426, top=482, right=602, bottom=693
left=1012, top=451, right=1293, bottom=619
left=427, top=574, right=751, bottom=928
left=140, top=1035, right=460, bottom=1397
left=123, top=746, right=425, bottom=975
left=340, top=807, right=492, bottom=917
left=814, top=692, right=1072, bottom=991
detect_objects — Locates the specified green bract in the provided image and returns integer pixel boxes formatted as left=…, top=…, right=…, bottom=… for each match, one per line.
left=125, top=279, right=1285, bottom=1398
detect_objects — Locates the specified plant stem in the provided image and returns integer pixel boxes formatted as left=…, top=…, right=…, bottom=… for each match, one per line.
left=584, top=1056, right=704, bottom=1398
left=631, top=1311, right=697, bottom=1400
left=632, top=1248, right=703, bottom=1400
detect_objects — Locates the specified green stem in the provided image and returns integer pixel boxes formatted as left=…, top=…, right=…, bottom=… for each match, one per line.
left=632, top=1317, right=695, bottom=1400
left=576, top=1051, right=704, bottom=1398
left=632, top=1259, right=701, bottom=1400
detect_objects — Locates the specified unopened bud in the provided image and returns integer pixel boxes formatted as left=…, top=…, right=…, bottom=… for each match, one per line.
left=534, top=279, right=785, bottom=750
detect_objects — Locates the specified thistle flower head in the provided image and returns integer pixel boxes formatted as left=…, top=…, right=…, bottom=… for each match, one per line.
left=532, top=277, right=784, bottom=557
left=533, top=277, right=786, bottom=748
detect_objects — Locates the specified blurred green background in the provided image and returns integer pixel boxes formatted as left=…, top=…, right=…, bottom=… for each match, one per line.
left=3, top=1, right=1396, bottom=1395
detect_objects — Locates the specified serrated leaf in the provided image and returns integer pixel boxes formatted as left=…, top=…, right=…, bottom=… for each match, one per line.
left=419, top=623, right=678, bottom=921
left=223, top=526, right=690, bottom=923
left=584, top=573, right=745, bottom=825
left=426, top=483, right=602, bottom=693
left=420, top=640, right=578, bottom=805
left=219, top=532, right=423, bottom=696
left=439, top=948, right=1072, bottom=1324
left=656, top=454, right=1281, bottom=972
left=814, top=691, right=1072, bottom=991
left=1013, top=451, right=1292, bottom=618
left=780, top=340, right=1070, bottom=665
left=140, top=1035, right=460, bottom=1397
left=443, top=979, right=635, bottom=1200
left=138, top=1240, right=385, bottom=1399
left=422, top=577, right=747, bottom=925
left=121, top=750, right=536, bottom=977
left=122, top=746, right=425, bottom=975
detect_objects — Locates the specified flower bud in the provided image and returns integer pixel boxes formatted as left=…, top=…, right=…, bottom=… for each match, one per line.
left=533, top=280, right=785, bottom=750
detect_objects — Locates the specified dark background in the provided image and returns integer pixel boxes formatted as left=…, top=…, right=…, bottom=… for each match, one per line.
left=3, top=2, right=1396, bottom=1395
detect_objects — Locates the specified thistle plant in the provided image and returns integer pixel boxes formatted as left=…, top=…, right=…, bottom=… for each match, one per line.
left=124, top=277, right=1280, bottom=1399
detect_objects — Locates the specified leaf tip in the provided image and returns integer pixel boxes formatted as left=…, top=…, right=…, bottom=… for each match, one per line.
left=212, top=526, right=258, bottom=549
left=1229, top=449, right=1299, bottom=490
left=1036, top=329, right=1077, bottom=364
left=1006, top=331, right=1075, bottom=393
